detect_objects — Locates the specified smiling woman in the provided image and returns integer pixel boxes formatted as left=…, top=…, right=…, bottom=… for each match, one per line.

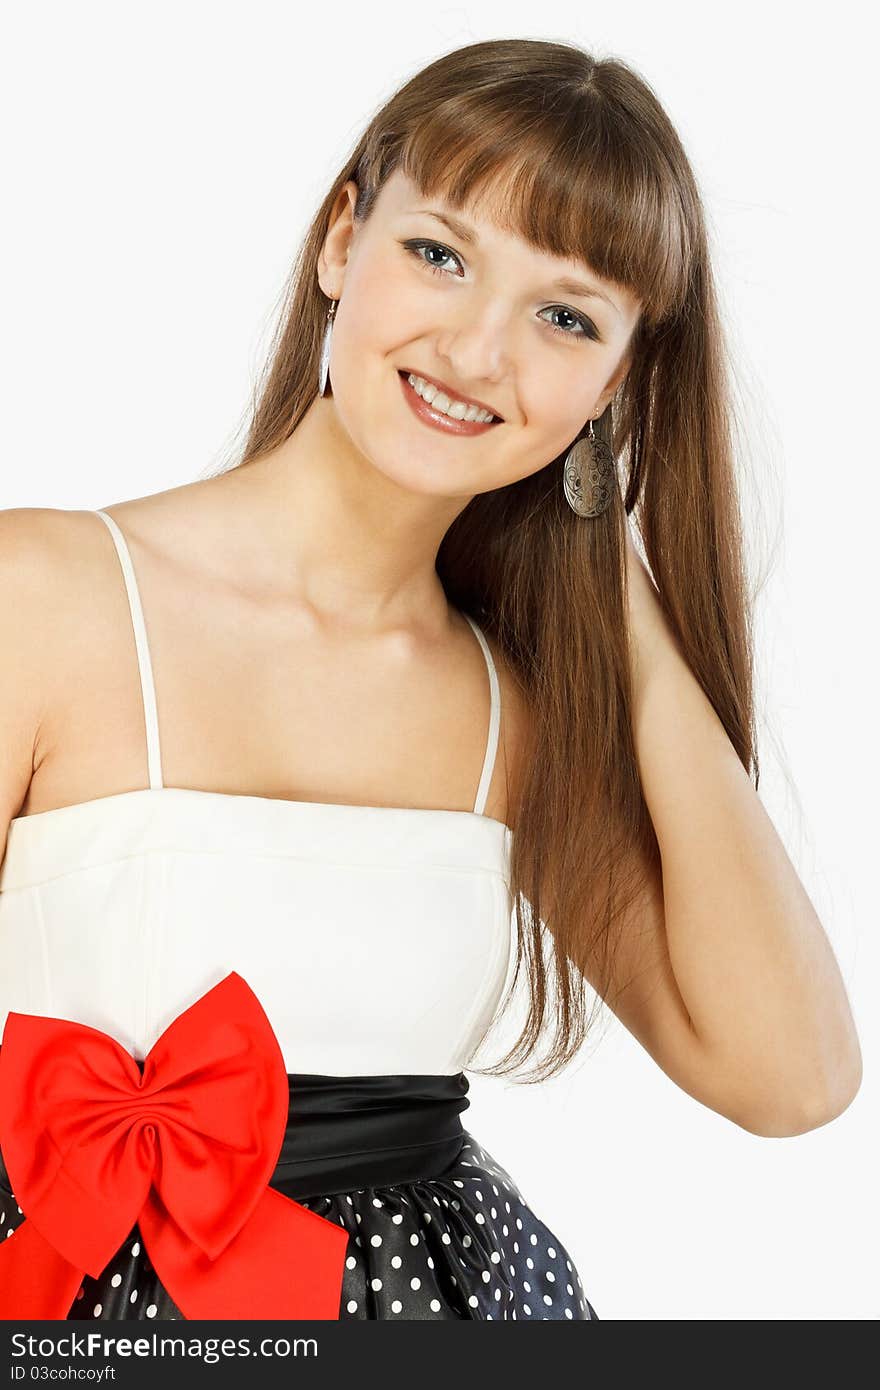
left=0, top=34, right=860, bottom=1325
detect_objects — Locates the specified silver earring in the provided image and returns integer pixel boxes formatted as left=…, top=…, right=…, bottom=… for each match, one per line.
left=562, top=415, right=616, bottom=517
left=318, top=299, right=337, bottom=397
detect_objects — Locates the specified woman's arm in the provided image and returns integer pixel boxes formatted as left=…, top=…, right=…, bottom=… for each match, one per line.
left=621, top=522, right=862, bottom=1136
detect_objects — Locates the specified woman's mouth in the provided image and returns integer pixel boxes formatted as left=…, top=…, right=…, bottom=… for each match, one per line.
left=397, top=370, right=502, bottom=437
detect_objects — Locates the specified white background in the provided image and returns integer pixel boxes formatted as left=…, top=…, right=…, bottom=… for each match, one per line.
left=2, top=1, right=875, bottom=1319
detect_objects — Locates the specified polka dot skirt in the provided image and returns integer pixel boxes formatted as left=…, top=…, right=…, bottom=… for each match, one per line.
left=0, top=1131, right=597, bottom=1320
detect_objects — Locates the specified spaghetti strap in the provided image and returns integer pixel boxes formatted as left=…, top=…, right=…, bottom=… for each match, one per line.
left=461, top=614, right=502, bottom=817
left=93, top=510, right=164, bottom=790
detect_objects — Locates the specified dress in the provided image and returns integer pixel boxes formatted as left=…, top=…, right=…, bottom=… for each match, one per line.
left=0, top=507, right=597, bottom=1322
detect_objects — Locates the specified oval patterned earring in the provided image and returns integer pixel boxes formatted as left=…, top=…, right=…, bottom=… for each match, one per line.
left=318, top=299, right=337, bottom=397
left=562, top=416, right=616, bottom=518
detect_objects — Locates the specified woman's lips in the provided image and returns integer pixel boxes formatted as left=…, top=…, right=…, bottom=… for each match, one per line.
left=398, top=370, right=501, bottom=437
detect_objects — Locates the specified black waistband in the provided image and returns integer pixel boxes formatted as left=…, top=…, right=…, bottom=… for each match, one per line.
left=271, top=1072, right=471, bottom=1200
left=0, top=1072, right=471, bottom=1206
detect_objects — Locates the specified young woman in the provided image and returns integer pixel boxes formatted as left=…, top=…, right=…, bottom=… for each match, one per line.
left=0, top=38, right=861, bottom=1322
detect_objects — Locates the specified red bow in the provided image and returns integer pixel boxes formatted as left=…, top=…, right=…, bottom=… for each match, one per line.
left=0, top=972, right=348, bottom=1320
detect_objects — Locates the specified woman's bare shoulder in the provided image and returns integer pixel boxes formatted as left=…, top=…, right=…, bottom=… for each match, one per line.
left=0, top=501, right=171, bottom=608
left=0, top=506, right=108, bottom=617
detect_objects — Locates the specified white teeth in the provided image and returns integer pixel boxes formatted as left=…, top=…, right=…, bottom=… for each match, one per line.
left=406, top=373, right=495, bottom=424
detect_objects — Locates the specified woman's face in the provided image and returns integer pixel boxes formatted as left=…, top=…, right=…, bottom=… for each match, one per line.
left=318, top=167, right=642, bottom=500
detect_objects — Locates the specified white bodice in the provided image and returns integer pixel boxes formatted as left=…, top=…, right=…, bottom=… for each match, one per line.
left=0, top=510, right=514, bottom=1075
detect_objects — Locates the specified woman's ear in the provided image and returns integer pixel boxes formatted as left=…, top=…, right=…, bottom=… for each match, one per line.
left=317, top=181, right=359, bottom=297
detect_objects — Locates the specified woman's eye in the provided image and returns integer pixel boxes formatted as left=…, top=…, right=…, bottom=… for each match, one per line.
left=540, top=307, right=600, bottom=342
left=401, top=240, right=600, bottom=343
left=403, top=239, right=464, bottom=277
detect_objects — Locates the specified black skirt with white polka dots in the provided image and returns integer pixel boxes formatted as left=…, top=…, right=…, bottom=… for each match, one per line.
left=0, top=1073, right=598, bottom=1321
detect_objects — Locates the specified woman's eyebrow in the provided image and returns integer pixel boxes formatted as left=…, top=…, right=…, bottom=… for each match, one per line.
left=408, top=207, right=620, bottom=314
left=412, top=207, right=480, bottom=245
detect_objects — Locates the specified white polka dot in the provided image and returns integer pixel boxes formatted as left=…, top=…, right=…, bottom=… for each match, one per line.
left=468, top=1295, right=479, bottom=1308
left=547, top=1246, right=556, bottom=1258
left=523, top=1303, right=532, bottom=1316
left=391, top=1255, right=402, bottom=1269
left=370, top=1278, right=382, bottom=1291
left=131, top=1241, right=141, bottom=1256
left=543, top=1294, right=553, bottom=1306
left=346, top=1300, right=358, bottom=1313
left=430, top=1299, right=441, bottom=1312
left=93, top=1304, right=102, bottom=1316
left=565, top=1308, right=573, bottom=1319
left=409, top=1234, right=420, bottom=1246
left=146, top=1304, right=157, bottom=1318
left=346, top=1255, right=357, bottom=1269
left=391, top=1300, right=402, bottom=1314
left=410, top=1277, right=421, bottom=1290
left=530, top=1232, right=538, bottom=1246
left=370, top=1234, right=382, bottom=1247
left=546, top=1271, right=555, bottom=1282
left=110, top=1274, right=122, bottom=1288
left=490, top=1252, right=501, bottom=1263
left=392, top=1213, right=403, bottom=1225
left=441, top=1232, right=451, bottom=1245
left=129, top=1289, right=138, bottom=1303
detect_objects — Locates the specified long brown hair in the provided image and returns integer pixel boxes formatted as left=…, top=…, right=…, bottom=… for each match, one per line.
left=202, top=38, right=760, bottom=1083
